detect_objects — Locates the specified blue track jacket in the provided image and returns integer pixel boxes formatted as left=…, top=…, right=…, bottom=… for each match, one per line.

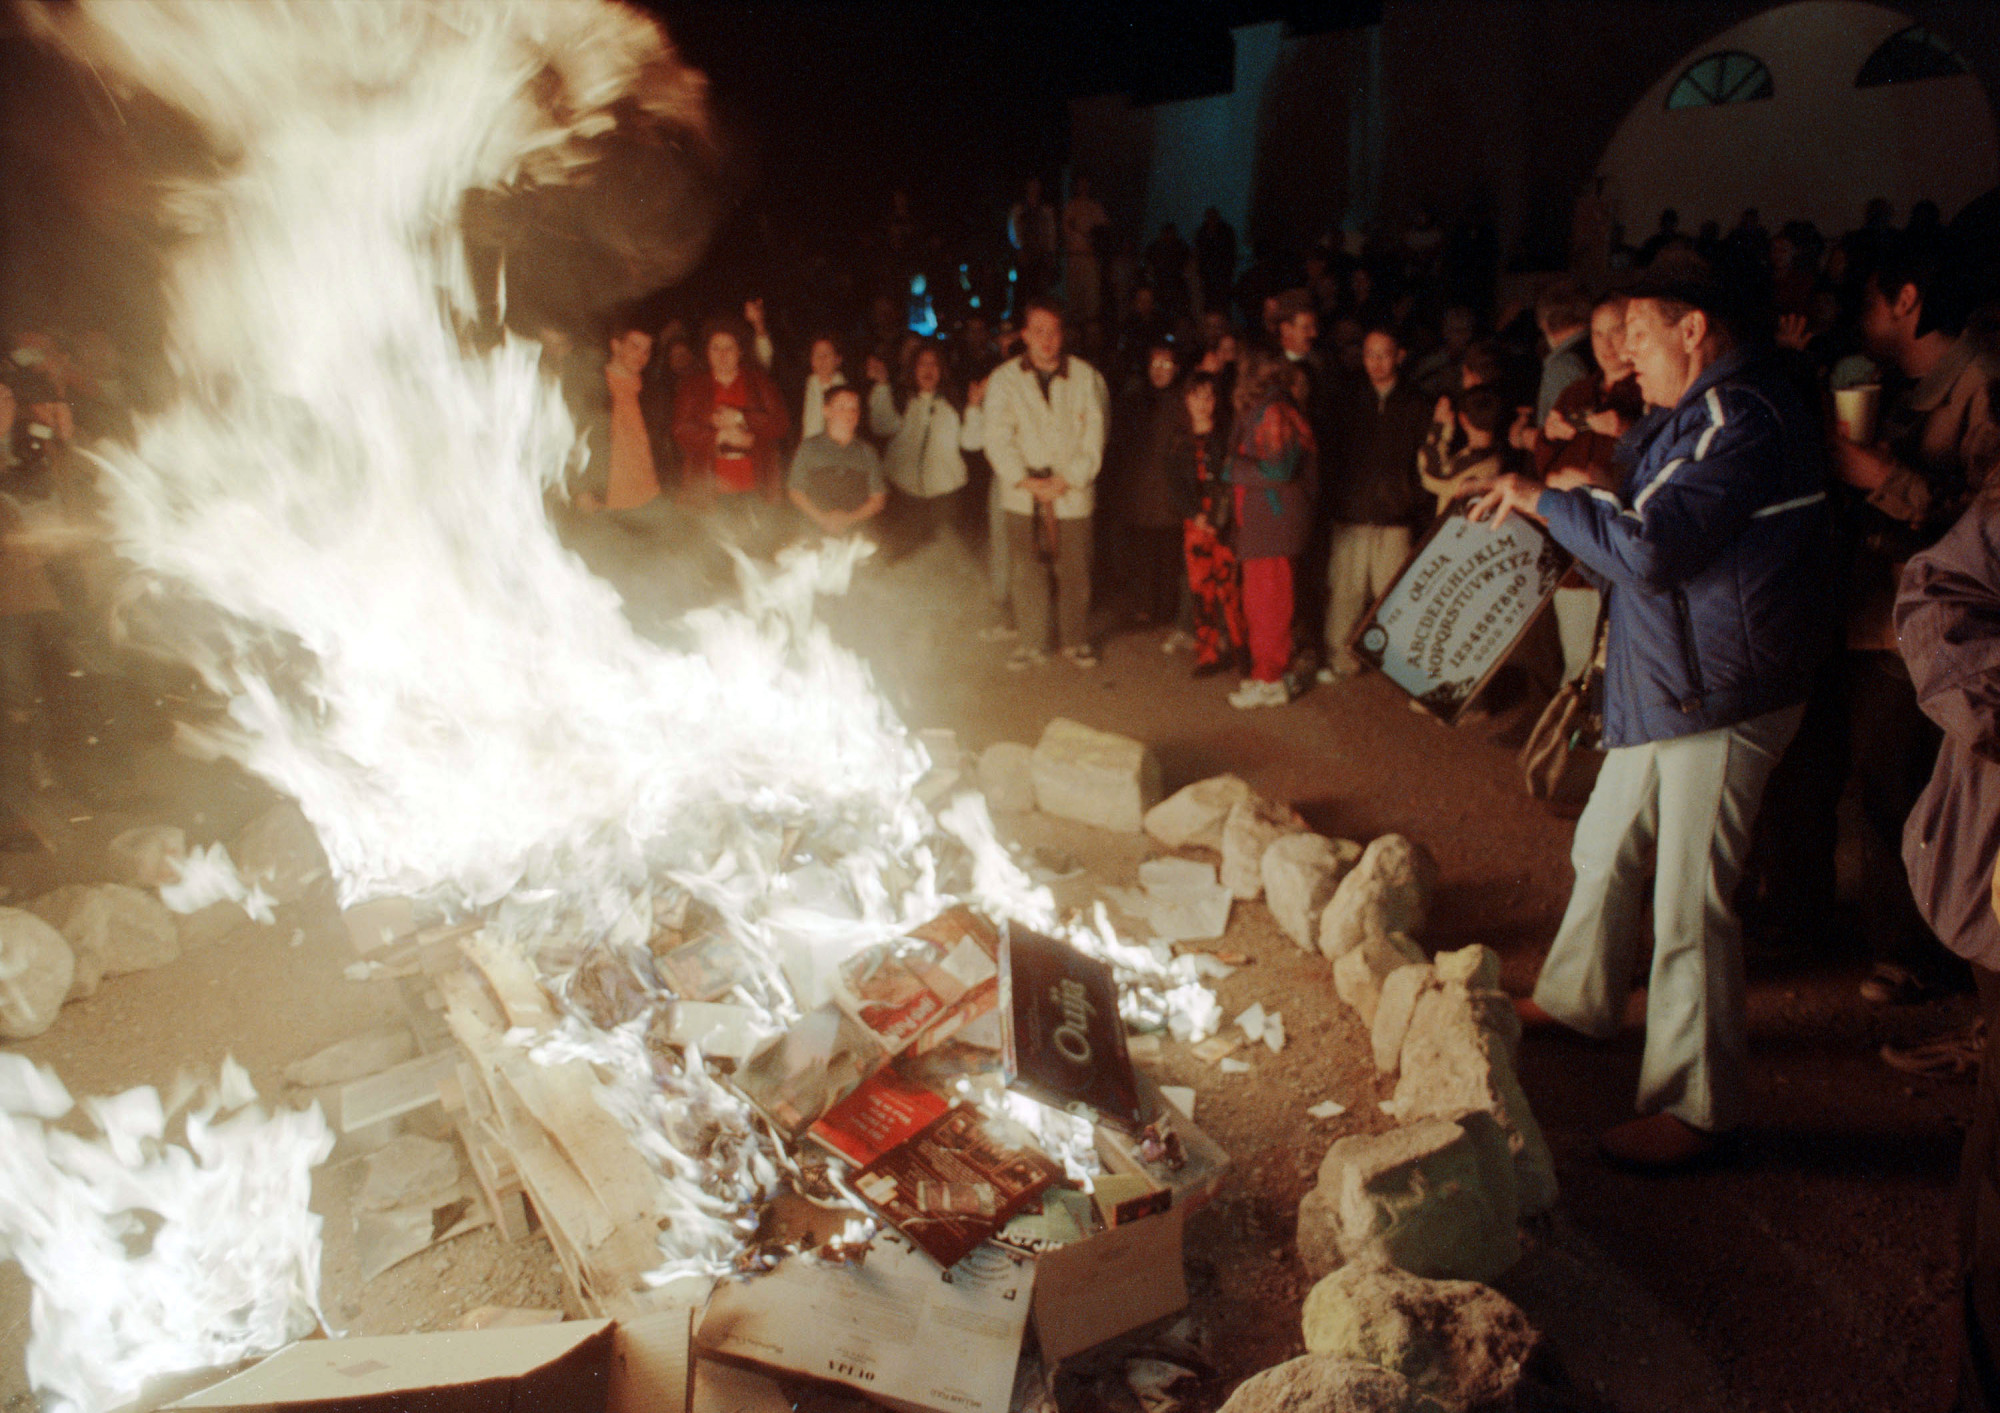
left=1536, top=346, right=1833, bottom=747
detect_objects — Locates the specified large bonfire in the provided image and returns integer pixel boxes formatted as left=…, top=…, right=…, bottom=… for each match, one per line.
left=0, top=5, right=1219, bottom=1411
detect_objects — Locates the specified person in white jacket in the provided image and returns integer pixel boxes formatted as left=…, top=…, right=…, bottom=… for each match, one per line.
left=982, top=298, right=1108, bottom=669
left=866, top=343, right=985, bottom=555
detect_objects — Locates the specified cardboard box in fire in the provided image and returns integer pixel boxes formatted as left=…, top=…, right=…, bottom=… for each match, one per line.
left=124, top=1298, right=736, bottom=1413
left=698, top=916, right=1227, bottom=1409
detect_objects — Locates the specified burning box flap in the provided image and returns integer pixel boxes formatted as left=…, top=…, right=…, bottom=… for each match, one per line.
left=163, top=1320, right=615, bottom=1411
left=690, top=1358, right=791, bottom=1413
left=697, top=1232, right=1032, bottom=1413
left=607, top=1305, right=699, bottom=1413
left=1000, top=926, right=1142, bottom=1134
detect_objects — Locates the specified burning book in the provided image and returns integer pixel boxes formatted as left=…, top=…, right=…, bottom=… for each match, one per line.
left=830, top=907, right=1000, bottom=1057
left=848, top=1104, right=1066, bottom=1270
left=807, top=1066, right=951, bottom=1168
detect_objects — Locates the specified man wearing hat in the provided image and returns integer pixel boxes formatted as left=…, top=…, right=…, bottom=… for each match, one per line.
left=1470, top=277, right=1833, bottom=1167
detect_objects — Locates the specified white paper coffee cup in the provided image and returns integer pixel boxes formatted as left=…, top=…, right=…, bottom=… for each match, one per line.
left=1834, top=384, right=1882, bottom=444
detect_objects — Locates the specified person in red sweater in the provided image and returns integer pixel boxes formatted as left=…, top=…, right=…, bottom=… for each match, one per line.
left=672, top=315, right=789, bottom=503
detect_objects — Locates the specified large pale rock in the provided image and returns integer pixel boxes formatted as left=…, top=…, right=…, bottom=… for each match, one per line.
left=1314, top=1118, right=1520, bottom=1284
left=1144, top=774, right=1253, bottom=850
left=1301, top=1264, right=1543, bottom=1413
left=1432, top=945, right=1500, bottom=990
left=1395, top=984, right=1557, bottom=1218
left=1297, top=1184, right=1347, bottom=1279
left=24, top=890, right=98, bottom=1000
left=29, top=884, right=179, bottom=995
left=1318, top=836, right=1439, bottom=962
left=1221, top=797, right=1307, bottom=900
left=1372, top=965, right=1435, bottom=1075
left=1264, top=835, right=1364, bottom=949
left=108, top=825, right=187, bottom=888
left=233, top=801, right=330, bottom=905
left=1030, top=719, right=1162, bottom=833
left=1333, top=932, right=1427, bottom=1028
left=976, top=742, right=1038, bottom=815
left=1216, top=1355, right=1447, bottom=1413
left=0, top=909, right=75, bottom=1039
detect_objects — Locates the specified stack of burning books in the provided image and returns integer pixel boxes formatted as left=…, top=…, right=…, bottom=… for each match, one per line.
left=388, top=901, right=1228, bottom=1413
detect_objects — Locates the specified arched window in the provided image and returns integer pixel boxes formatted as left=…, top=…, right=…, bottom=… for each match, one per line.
left=1666, top=51, right=1774, bottom=109
left=1857, top=26, right=1969, bottom=88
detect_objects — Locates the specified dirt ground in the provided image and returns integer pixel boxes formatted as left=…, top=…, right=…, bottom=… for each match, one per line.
left=0, top=527, right=1972, bottom=1413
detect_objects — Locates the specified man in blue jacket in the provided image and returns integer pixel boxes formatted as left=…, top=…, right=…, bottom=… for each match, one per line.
left=1470, top=276, right=1832, bottom=1168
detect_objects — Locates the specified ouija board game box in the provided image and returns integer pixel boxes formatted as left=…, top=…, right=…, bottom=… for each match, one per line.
left=999, top=925, right=1143, bottom=1135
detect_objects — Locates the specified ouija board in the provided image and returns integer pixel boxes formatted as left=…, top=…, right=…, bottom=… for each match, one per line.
left=1350, top=508, right=1568, bottom=723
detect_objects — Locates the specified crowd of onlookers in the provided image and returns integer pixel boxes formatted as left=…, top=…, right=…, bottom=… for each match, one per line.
left=529, top=176, right=2000, bottom=1128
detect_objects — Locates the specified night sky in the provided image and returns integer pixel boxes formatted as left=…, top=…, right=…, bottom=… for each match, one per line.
left=651, top=2, right=1380, bottom=237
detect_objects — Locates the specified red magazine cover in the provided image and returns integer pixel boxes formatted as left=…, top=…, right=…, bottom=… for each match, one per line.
left=807, top=1067, right=952, bottom=1167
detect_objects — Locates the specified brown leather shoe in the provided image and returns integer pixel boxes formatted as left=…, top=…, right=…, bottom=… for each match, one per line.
left=1598, top=1112, right=1723, bottom=1171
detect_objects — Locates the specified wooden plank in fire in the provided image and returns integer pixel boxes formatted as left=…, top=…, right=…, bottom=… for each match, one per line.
left=337, top=1053, right=456, bottom=1133
left=488, top=1068, right=660, bottom=1312
left=436, top=965, right=508, bottom=1054
left=498, top=1057, right=662, bottom=1230
left=461, top=933, right=558, bottom=1029
left=459, top=1114, right=532, bottom=1243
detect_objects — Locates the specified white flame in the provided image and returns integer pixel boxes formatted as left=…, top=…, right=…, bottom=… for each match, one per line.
left=0, top=1054, right=333, bottom=1413
left=15, top=1, right=1221, bottom=1399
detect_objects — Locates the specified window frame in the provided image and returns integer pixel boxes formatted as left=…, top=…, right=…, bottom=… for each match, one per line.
left=1856, top=25, right=1969, bottom=89
left=1665, top=50, right=1775, bottom=110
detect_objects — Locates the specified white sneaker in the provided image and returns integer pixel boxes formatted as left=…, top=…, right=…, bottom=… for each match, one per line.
left=978, top=624, right=1020, bottom=643
left=1228, top=679, right=1287, bottom=709
left=1161, top=629, right=1195, bottom=655
left=1006, top=647, right=1048, bottom=672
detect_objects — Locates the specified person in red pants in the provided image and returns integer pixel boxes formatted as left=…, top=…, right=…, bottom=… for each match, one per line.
left=1223, top=353, right=1317, bottom=708
left=1168, top=372, right=1243, bottom=675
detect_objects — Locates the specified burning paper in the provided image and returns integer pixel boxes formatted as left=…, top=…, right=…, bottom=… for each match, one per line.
left=0, top=1054, right=333, bottom=1413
